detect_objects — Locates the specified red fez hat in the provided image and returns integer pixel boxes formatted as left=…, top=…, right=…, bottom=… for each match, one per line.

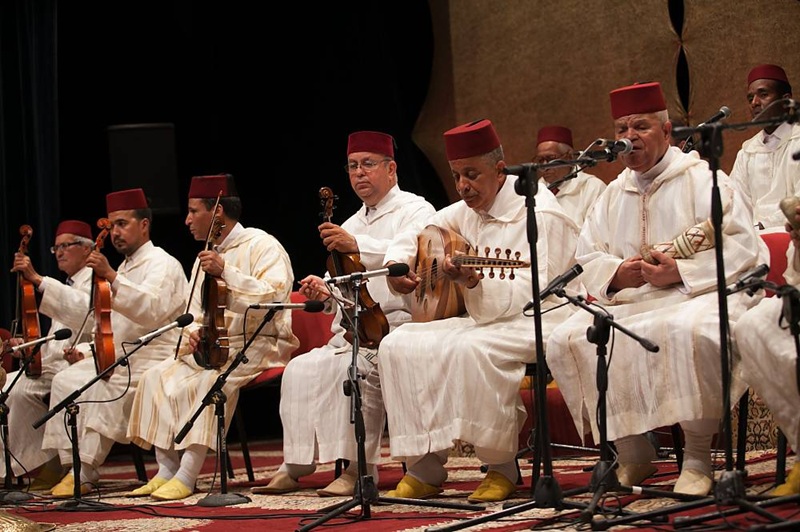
left=537, top=125, right=573, bottom=147
left=55, top=220, right=92, bottom=240
left=747, top=64, right=790, bottom=86
left=188, top=174, right=237, bottom=199
left=106, top=188, right=148, bottom=213
left=347, top=131, right=395, bottom=158
left=444, top=119, right=501, bottom=160
left=609, top=82, right=667, bottom=119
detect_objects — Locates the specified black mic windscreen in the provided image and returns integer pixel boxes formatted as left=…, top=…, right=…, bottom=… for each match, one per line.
left=304, top=300, right=325, bottom=313
left=387, top=263, right=410, bottom=277
left=176, top=313, right=194, bottom=327
left=54, top=328, right=72, bottom=341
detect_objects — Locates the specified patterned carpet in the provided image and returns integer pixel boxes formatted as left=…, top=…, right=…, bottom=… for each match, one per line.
left=1, top=439, right=798, bottom=531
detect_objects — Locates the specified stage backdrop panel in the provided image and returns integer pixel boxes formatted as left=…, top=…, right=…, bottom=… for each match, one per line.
left=416, top=0, right=799, bottom=197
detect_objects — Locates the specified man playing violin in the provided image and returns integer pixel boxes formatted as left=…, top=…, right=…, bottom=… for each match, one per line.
left=126, top=174, right=298, bottom=501
left=42, top=189, right=189, bottom=498
left=4, top=220, right=94, bottom=490
left=254, top=131, right=434, bottom=497
left=378, top=119, right=580, bottom=502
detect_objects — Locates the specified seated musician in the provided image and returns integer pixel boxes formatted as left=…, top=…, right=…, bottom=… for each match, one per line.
left=126, top=174, right=298, bottom=501
left=4, top=220, right=94, bottom=490
left=734, top=204, right=800, bottom=496
left=546, top=82, right=766, bottom=497
left=534, top=125, right=606, bottom=227
left=254, top=131, right=435, bottom=496
left=378, top=119, right=580, bottom=502
left=43, top=189, right=189, bottom=497
left=729, top=64, right=800, bottom=231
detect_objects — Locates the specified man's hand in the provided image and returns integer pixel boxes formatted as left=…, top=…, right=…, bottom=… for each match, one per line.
left=63, top=347, right=85, bottom=365
left=198, top=250, right=225, bottom=277
left=610, top=255, right=646, bottom=290
left=11, top=252, right=43, bottom=286
left=86, top=250, right=117, bottom=283
left=640, top=250, right=682, bottom=287
left=442, top=252, right=479, bottom=288
left=299, top=275, right=332, bottom=301
left=386, top=261, right=419, bottom=294
left=319, top=222, right=358, bottom=253
left=188, top=329, right=201, bottom=354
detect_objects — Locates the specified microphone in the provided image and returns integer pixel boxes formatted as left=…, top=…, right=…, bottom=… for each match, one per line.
left=593, top=138, right=634, bottom=155
left=697, top=106, right=731, bottom=127
left=132, top=313, right=194, bottom=345
left=9, top=328, right=72, bottom=353
left=732, top=263, right=770, bottom=290
left=326, top=263, right=410, bottom=286
left=540, top=264, right=584, bottom=300
left=248, top=300, right=325, bottom=312
left=524, top=264, right=584, bottom=311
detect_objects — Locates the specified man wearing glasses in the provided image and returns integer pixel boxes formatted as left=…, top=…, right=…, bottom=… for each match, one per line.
left=534, top=125, right=606, bottom=228
left=255, top=131, right=435, bottom=496
left=6, top=220, right=95, bottom=490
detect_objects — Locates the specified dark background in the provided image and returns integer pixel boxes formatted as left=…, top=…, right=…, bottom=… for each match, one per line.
left=1, top=1, right=449, bottom=440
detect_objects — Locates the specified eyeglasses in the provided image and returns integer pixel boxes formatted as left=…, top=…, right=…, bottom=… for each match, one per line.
left=344, top=158, right=391, bottom=174
left=533, top=153, right=573, bottom=165
left=50, top=241, right=82, bottom=254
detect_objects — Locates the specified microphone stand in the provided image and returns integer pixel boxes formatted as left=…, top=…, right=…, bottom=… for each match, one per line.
left=0, top=344, right=44, bottom=503
left=298, top=277, right=483, bottom=532
left=32, top=336, right=160, bottom=509
left=172, top=312, right=282, bottom=508
left=550, top=291, right=707, bottom=531
left=598, top=108, right=800, bottom=530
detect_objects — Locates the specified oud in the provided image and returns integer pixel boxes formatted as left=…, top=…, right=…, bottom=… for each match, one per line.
left=412, top=224, right=528, bottom=322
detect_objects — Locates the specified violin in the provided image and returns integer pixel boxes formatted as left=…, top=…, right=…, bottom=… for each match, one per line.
left=12, top=225, right=42, bottom=378
left=92, top=218, right=116, bottom=378
left=194, top=211, right=230, bottom=370
left=318, top=187, right=389, bottom=348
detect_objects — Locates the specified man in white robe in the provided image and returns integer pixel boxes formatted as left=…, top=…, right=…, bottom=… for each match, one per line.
left=254, top=131, right=435, bottom=497
left=379, top=119, right=580, bottom=502
left=546, top=82, right=766, bottom=497
left=735, top=210, right=800, bottom=496
left=5, top=221, right=94, bottom=488
left=535, top=125, right=606, bottom=228
left=730, top=64, right=800, bottom=231
left=43, top=188, right=189, bottom=497
left=126, top=174, right=298, bottom=500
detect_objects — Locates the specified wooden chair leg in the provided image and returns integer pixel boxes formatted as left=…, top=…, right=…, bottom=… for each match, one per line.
left=130, top=444, right=149, bottom=482
left=671, top=424, right=684, bottom=473
left=776, top=429, right=788, bottom=485
left=736, top=390, right=749, bottom=472
left=234, top=401, right=254, bottom=482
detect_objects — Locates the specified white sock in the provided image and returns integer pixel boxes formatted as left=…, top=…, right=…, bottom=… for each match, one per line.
left=79, top=463, right=99, bottom=484
left=614, top=433, right=657, bottom=464
left=174, top=444, right=207, bottom=488
left=486, top=460, right=518, bottom=484
left=407, top=451, right=449, bottom=487
left=155, top=447, right=181, bottom=480
left=279, top=462, right=317, bottom=480
left=680, top=419, right=717, bottom=477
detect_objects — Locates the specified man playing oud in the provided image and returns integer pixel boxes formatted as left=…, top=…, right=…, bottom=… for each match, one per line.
left=378, top=119, right=579, bottom=502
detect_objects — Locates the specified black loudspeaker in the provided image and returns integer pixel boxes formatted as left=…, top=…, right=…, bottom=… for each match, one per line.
left=107, top=123, right=180, bottom=214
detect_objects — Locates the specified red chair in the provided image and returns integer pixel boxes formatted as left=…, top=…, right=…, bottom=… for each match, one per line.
left=233, top=292, right=334, bottom=481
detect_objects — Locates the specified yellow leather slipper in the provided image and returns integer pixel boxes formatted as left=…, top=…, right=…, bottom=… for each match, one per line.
left=467, top=471, right=516, bottom=502
left=127, top=476, right=169, bottom=497
left=385, top=474, right=442, bottom=499
left=151, top=477, right=194, bottom=501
